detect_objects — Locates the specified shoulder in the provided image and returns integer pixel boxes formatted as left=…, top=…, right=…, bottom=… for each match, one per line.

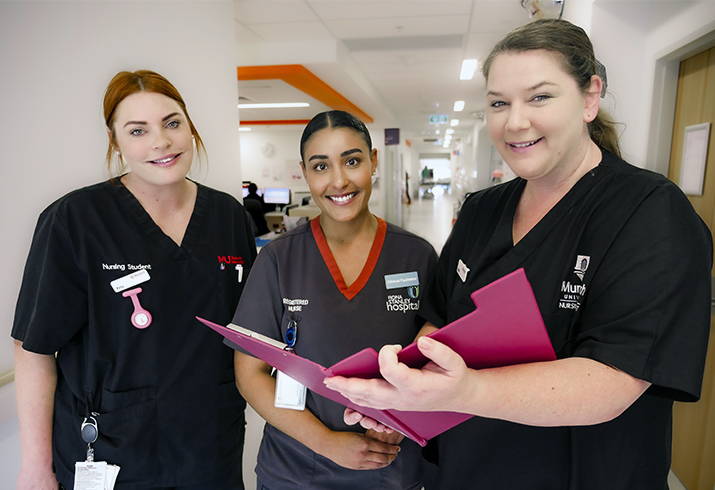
left=39, top=180, right=117, bottom=220
left=461, top=178, right=522, bottom=212
left=196, top=182, right=242, bottom=208
left=384, top=222, right=437, bottom=256
left=596, top=152, right=696, bottom=213
left=261, top=221, right=313, bottom=252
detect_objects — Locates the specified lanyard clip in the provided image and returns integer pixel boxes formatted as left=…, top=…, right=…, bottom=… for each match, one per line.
left=285, top=319, right=298, bottom=352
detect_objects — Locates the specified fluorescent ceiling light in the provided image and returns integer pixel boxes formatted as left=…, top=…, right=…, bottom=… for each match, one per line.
left=453, top=100, right=465, bottom=111
left=237, top=102, right=310, bottom=109
left=450, top=119, right=460, bottom=127
left=459, top=59, right=478, bottom=80
left=445, top=128, right=455, bottom=135
left=238, top=127, right=251, bottom=132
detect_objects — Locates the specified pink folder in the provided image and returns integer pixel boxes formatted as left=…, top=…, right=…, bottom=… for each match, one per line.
left=197, top=268, right=555, bottom=447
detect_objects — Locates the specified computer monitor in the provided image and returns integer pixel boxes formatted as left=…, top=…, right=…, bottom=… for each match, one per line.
left=263, top=187, right=291, bottom=205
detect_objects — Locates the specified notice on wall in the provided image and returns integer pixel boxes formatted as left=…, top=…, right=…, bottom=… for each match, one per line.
left=679, top=122, right=711, bottom=196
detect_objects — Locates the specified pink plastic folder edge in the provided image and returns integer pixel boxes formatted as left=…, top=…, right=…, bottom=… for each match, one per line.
left=197, top=268, right=556, bottom=447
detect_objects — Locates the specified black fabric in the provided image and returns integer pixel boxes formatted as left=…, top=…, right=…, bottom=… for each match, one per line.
left=13, top=179, right=257, bottom=489
left=419, top=152, right=712, bottom=489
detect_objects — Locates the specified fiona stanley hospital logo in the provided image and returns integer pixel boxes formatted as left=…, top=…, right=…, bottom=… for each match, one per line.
left=384, top=272, right=421, bottom=313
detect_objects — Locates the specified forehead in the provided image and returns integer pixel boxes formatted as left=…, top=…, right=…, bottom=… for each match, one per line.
left=114, top=91, right=184, bottom=122
left=303, top=127, right=369, bottom=155
left=486, top=49, right=571, bottom=91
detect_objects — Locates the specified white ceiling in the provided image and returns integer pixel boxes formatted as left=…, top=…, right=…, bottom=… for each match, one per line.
left=233, top=0, right=534, bottom=150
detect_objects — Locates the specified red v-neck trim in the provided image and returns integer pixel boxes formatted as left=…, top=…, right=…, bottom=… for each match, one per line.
left=311, top=216, right=387, bottom=301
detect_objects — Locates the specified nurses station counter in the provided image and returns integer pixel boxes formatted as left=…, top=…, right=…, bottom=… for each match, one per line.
left=265, top=205, right=321, bottom=232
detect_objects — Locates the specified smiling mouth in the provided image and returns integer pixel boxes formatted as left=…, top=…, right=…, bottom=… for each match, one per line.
left=327, top=192, right=356, bottom=203
left=508, top=138, right=543, bottom=148
left=149, top=153, right=181, bottom=164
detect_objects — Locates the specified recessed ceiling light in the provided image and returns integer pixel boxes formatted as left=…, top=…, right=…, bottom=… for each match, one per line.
left=459, top=59, right=478, bottom=80
left=237, top=102, right=310, bottom=109
left=446, top=128, right=455, bottom=135
left=453, top=100, right=465, bottom=111
left=238, top=127, right=251, bottom=132
left=450, top=119, right=460, bottom=127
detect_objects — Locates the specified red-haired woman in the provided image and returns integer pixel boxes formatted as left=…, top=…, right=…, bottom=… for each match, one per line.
left=12, top=70, right=256, bottom=489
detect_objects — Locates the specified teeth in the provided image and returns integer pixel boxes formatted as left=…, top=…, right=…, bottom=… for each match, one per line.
left=329, top=192, right=355, bottom=203
left=153, top=155, right=174, bottom=164
left=510, top=139, right=539, bottom=148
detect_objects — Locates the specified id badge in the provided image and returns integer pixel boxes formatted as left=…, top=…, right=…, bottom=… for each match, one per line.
left=74, top=462, right=121, bottom=490
left=274, top=370, right=307, bottom=410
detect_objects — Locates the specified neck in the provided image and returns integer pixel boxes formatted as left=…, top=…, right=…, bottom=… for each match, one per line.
left=319, top=210, right=378, bottom=247
left=523, top=140, right=601, bottom=205
left=121, top=174, right=196, bottom=211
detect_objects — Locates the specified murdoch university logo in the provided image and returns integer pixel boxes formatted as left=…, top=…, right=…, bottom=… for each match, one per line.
left=574, top=255, right=590, bottom=281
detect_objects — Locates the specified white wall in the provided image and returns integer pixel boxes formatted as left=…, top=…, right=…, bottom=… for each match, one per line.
left=588, top=1, right=715, bottom=170
left=0, top=2, right=245, bottom=488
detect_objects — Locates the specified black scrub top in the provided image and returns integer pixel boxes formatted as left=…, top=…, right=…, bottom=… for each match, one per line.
left=420, top=152, right=713, bottom=490
left=12, top=179, right=257, bottom=489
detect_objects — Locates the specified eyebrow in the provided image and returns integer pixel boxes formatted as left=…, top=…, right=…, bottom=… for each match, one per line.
left=122, top=112, right=182, bottom=128
left=307, top=148, right=363, bottom=162
left=487, top=80, right=557, bottom=97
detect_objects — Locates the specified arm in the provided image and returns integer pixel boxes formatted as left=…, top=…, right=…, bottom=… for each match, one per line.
left=328, top=335, right=650, bottom=427
left=14, top=340, right=59, bottom=490
left=234, top=351, right=400, bottom=470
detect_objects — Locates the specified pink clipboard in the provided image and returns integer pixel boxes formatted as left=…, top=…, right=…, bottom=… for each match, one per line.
left=198, top=268, right=555, bottom=447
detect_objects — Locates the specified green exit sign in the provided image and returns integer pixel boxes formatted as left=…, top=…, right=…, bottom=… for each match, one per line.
left=429, top=115, right=449, bottom=124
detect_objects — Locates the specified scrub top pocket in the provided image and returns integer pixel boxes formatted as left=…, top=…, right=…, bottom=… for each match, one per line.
left=94, top=386, right=159, bottom=483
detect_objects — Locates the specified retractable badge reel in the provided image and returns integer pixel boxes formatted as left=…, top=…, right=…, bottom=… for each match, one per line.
left=76, top=413, right=121, bottom=489
left=81, top=414, right=99, bottom=462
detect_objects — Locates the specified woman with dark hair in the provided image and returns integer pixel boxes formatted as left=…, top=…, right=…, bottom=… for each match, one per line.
left=231, top=110, right=437, bottom=489
left=13, top=70, right=256, bottom=489
left=326, top=19, right=712, bottom=489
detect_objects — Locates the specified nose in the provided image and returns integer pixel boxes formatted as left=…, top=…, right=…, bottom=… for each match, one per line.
left=152, top=129, right=171, bottom=150
left=504, top=103, right=530, bottom=133
left=330, top=165, right=348, bottom=190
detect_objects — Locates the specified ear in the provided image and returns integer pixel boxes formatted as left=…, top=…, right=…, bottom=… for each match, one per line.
left=299, top=161, right=308, bottom=181
left=583, top=75, right=602, bottom=123
left=370, top=148, right=378, bottom=174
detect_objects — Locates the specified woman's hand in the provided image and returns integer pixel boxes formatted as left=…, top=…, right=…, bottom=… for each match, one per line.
left=16, top=465, right=59, bottom=490
left=326, top=336, right=474, bottom=413
left=319, top=430, right=401, bottom=470
left=343, top=408, right=395, bottom=433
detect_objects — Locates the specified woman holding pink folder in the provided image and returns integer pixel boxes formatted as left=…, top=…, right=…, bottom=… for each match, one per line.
left=326, top=19, right=712, bottom=490
left=231, top=110, right=437, bottom=490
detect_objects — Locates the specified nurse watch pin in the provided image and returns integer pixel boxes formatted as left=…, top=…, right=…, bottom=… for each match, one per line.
left=122, top=287, right=152, bottom=329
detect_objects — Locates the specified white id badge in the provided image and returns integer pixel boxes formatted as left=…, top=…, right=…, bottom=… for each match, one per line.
left=274, top=370, right=307, bottom=410
left=74, top=461, right=120, bottom=490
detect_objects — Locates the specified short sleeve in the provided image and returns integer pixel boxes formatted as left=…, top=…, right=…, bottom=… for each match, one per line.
left=574, top=184, right=712, bottom=401
left=12, top=205, right=88, bottom=354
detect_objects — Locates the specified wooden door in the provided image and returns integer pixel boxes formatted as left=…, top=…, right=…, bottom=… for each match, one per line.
left=668, top=46, right=715, bottom=490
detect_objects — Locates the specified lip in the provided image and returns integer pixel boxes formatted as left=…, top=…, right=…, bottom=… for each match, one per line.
left=147, top=153, right=182, bottom=167
left=325, top=191, right=357, bottom=205
left=507, top=138, right=543, bottom=154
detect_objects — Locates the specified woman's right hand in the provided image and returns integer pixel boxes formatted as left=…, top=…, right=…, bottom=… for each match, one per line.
left=320, top=430, right=401, bottom=470
left=16, top=465, right=59, bottom=490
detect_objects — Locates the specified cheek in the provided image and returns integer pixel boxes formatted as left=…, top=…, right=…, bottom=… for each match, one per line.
left=486, top=118, right=503, bottom=142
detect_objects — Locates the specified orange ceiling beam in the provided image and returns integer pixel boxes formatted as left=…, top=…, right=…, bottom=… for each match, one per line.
left=240, top=119, right=311, bottom=126
left=237, top=64, right=373, bottom=124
